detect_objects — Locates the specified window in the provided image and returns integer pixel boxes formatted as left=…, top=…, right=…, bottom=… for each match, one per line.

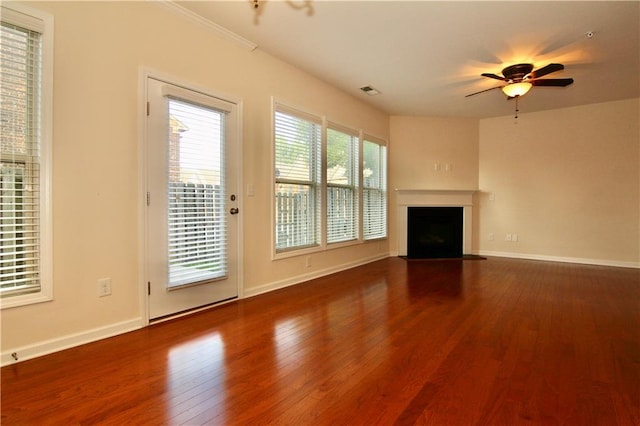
left=166, top=97, right=228, bottom=287
left=326, top=125, right=358, bottom=244
left=0, top=4, right=52, bottom=308
left=274, top=105, right=321, bottom=252
left=273, top=101, right=387, bottom=255
left=363, top=137, right=387, bottom=240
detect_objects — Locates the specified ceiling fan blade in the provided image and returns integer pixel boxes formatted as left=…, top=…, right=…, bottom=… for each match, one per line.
left=529, top=63, right=564, bottom=79
left=481, top=73, right=507, bottom=81
left=531, top=78, right=574, bottom=87
left=465, top=86, right=504, bottom=97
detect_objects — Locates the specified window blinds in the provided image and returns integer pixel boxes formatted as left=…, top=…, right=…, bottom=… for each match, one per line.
left=166, top=98, right=227, bottom=288
left=274, top=108, right=321, bottom=252
left=0, top=20, right=42, bottom=297
left=326, top=126, right=358, bottom=244
left=363, top=139, right=387, bottom=239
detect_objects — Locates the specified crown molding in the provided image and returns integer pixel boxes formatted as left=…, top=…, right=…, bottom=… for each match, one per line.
left=152, top=1, right=258, bottom=52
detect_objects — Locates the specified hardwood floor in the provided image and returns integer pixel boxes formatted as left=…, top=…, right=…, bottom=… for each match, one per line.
left=2, top=257, right=639, bottom=425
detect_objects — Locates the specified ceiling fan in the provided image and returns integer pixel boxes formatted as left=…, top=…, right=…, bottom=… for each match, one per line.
left=466, top=63, right=574, bottom=99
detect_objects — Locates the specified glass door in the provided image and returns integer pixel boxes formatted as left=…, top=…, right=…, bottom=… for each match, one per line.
left=146, top=78, right=239, bottom=319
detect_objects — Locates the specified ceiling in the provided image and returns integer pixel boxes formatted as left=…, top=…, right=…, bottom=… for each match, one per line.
left=176, top=1, right=640, bottom=118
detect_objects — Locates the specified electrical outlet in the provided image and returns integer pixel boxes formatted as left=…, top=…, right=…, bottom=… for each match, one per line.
left=305, top=256, right=312, bottom=268
left=98, top=278, right=112, bottom=297
left=489, top=233, right=495, bottom=241
left=506, top=234, right=512, bottom=241
left=512, top=233, right=518, bottom=242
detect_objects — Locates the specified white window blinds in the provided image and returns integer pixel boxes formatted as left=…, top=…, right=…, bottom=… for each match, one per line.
left=0, top=16, right=43, bottom=298
left=363, top=138, right=387, bottom=240
left=274, top=106, right=321, bottom=252
left=273, top=101, right=388, bottom=255
left=166, top=98, right=228, bottom=288
left=326, top=126, right=359, bottom=244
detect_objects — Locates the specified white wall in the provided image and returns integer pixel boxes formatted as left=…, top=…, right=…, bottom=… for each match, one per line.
left=388, top=100, right=639, bottom=267
left=478, top=98, right=640, bottom=266
left=1, top=1, right=389, bottom=363
left=388, top=116, right=480, bottom=254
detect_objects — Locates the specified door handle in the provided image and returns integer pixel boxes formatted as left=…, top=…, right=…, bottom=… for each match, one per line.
left=230, top=207, right=239, bottom=215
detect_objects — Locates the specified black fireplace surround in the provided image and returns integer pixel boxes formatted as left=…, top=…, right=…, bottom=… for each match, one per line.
left=407, top=207, right=463, bottom=259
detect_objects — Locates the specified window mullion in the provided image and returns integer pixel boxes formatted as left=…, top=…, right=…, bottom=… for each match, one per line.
left=358, top=131, right=364, bottom=241
left=320, top=118, right=328, bottom=248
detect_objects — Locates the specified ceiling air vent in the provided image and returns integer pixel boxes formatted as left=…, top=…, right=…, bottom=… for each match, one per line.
left=360, top=85, right=381, bottom=96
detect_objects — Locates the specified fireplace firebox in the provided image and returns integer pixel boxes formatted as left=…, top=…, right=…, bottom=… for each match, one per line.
left=407, top=207, right=463, bottom=259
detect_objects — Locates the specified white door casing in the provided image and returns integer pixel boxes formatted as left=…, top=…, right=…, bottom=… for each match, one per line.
left=146, top=77, right=240, bottom=319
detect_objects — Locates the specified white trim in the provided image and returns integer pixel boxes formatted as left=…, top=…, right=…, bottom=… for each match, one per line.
left=477, top=250, right=640, bottom=269
left=149, top=297, right=238, bottom=325
left=139, top=67, right=244, bottom=322
left=363, top=133, right=388, bottom=147
left=362, top=137, right=388, bottom=241
left=161, top=85, right=234, bottom=113
left=243, top=253, right=389, bottom=299
left=326, top=122, right=359, bottom=245
left=358, top=130, right=365, bottom=242
left=272, top=100, right=324, bottom=258
left=234, top=100, right=245, bottom=313
left=138, top=68, right=151, bottom=325
left=143, top=68, right=243, bottom=110
left=0, top=318, right=144, bottom=366
left=272, top=98, right=323, bottom=125
left=327, top=120, right=360, bottom=138
left=152, top=1, right=257, bottom=52
left=395, top=189, right=477, bottom=256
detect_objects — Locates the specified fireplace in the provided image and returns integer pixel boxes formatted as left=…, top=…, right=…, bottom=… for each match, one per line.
left=407, top=207, right=463, bottom=259
left=395, top=189, right=476, bottom=257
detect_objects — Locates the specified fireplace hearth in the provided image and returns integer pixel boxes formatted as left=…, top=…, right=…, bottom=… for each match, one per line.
left=407, top=207, right=463, bottom=259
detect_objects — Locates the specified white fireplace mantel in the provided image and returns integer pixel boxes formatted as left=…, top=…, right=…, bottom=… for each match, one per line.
left=395, top=189, right=477, bottom=256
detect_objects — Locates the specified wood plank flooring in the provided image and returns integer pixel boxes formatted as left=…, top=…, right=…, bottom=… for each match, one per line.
left=2, top=257, right=639, bottom=425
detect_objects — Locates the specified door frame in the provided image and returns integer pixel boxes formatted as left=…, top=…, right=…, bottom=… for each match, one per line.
left=138, top=68, right=244, bottom=324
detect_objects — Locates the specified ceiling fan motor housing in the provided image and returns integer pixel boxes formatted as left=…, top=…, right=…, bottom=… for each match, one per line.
left=502, top=63, right=534, bottom=82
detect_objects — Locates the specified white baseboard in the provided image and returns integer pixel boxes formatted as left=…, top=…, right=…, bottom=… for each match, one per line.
left=6, top=250, right=631, bottom=366
left=391, top=248, right=638, bottom=268
left=1, top=317, right=145, bottom=367
left=476, top=250, right=640, bottom=269
left=2, top=255, right=391, bottom=366
left=243, top=253, right=390, bottom=299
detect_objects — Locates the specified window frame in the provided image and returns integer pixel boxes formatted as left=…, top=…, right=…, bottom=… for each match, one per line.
left=272, top=99, right=387, bottom=259
left=325, top=122, right=359, bottom=246
left=0, top=3, right=53, bottom=309
left=362, top=135, right=388, bottom=241
left=273, top=102, right=322, bottom=255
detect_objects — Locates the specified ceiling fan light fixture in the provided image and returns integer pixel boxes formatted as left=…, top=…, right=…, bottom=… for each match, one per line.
left=502, top=82, right=532, bottom=98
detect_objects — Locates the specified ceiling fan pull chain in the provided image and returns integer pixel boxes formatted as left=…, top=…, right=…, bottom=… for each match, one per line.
left=514, top=96, right=519, bottom=119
